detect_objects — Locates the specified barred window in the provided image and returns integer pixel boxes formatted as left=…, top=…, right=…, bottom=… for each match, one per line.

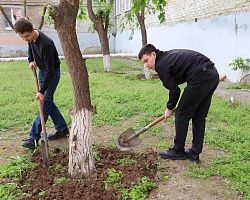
left=124, top=0, right=131, bottom=12
left=115, top=0, right=121, bottom=16
left=3, top=7, right=22, bottom=30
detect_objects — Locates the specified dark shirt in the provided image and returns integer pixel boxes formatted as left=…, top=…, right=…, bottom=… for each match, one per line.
left=155, top=49, right=214, bottom=110
left=28, top=30, right=60, bottom=94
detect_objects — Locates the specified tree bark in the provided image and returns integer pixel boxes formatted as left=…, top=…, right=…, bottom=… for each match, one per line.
left=86, top=0, right=112, bottom=72
left=38, top=6, right=47, bottom=30
left=51, top=0, right=95, bottom=176
left=68, top=108, right=95, bottom=175
left=136, top=8, right=147, bottom=46
left=96, top=23, right=112, bottom=71
left=23, top=0, right=27, bottom=17
left=136, top=7, right=152, bottom=79
left=137, top=8, right=152, bottom=79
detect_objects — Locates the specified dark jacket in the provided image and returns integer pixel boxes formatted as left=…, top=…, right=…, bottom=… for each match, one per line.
left=155, top=49, right=214, bottom=110
left=28, top=30, right=60, bottom=94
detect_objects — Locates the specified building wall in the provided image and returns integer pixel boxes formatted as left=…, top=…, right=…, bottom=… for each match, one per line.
left=146, top=0, right=250, bottom=26
left=1, top=0, right=250, bottom=82
left=115, top=0, right=250, bottom=30
left=115, top=13, right=250, bottom=82
left=0, top=1, right=115, bottom=57
left=0, top=31, right=116, bottom=57
left=0, top=0, right=51, bottom=31
left=114, top=0, right=250, bottom=82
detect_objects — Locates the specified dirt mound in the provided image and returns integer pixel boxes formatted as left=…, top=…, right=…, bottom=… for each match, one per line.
left=18, top=148, right=158, bottom=200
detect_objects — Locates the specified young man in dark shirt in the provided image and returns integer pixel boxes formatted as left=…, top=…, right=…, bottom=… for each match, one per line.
left=138, top=44, right=219, bottom=163
left=14, top=17, right=69, bottom=149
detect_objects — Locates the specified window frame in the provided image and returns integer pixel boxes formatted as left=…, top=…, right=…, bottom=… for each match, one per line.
left=2, top=6, right=22, bottom=30
left=115, top=0, right=121, bottom=16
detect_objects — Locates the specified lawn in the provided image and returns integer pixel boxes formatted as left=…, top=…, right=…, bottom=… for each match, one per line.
left=0, top=58, right=249, bottom=199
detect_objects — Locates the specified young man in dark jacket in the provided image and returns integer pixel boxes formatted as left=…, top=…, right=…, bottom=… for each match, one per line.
left=138, top=44, right=219, bottom=163
left=14, top=17, right=69, bottom=149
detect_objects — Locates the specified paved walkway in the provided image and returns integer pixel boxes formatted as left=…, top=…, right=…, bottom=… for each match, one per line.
left=0, top=53, right=137, bottom=62
left=215, top=81, right=250, bottom=105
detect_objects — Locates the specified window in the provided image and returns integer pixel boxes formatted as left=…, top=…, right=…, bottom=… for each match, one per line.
left=124, top=0, right=131, bottom=12
left=3, top=7, right=22, bottom=30
left=115, top=0, right=121, bottom=16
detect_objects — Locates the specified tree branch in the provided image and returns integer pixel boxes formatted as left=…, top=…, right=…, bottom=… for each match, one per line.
left=38, top=5, right=47, bottom=30
left=23, top=0, right=27, bottom=17
left=0, top=6, right=14, bottom=29
left=86, top=0, right=97, bottom=22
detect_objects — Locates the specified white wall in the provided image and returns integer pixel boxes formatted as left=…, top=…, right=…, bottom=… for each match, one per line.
left=114, top=13, right=250, bottom=82
left=0, top=32, right=115, bottom=58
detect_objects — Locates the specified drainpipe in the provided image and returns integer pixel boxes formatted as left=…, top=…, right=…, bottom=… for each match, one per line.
left=112, top=1, right=117, bottom=53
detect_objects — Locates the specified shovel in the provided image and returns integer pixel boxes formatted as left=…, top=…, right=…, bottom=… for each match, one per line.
left=32, top=68, right=49, bottom=167
left=117, top=114, right=166, bottom=151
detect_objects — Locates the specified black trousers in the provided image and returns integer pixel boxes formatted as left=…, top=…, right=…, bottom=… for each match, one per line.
left=173, top=66, right=219, bottom=154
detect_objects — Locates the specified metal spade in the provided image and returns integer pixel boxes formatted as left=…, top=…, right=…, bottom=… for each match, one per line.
left=117, top=115, right=165, bottom=151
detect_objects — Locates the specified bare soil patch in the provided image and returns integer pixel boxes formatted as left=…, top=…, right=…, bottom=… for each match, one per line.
left=1, top=119, right=243, bottom=199
left=18, top=147, right=157, bottom=200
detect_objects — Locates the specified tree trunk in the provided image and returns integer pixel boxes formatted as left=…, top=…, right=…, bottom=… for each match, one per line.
left=68, top=108, right=94, bottom=175
left=38, top=6, right=47, bottom=30
left=23, top=0, right=27, bottom=17
left=103, top=54, right=112, bottom=71
left=86, top=0, right=112, bottom=72
left=52, top=0, right=95, bottom=176
left=136, top=8, right=147, bottom=46
left=97, top=24, right=112, bottom=71
left=137, top=8, right=152, bottom=79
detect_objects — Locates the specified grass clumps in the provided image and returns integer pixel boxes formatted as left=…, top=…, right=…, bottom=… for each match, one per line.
left=0, top=154, right=37, bottom=178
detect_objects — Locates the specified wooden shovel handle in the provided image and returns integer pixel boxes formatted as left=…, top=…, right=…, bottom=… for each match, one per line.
left=145, top=108, right=176, bottom=130
left=32, top=69, right=46, bottom=134
left=145, top=115, right=165, bottom=129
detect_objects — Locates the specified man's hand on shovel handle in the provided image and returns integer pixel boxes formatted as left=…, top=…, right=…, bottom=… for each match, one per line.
left=36, top=92, right=44, bottom=102
left=164, top=108, right=175, bottom=118
left=29, top=61, right=37, bottom=70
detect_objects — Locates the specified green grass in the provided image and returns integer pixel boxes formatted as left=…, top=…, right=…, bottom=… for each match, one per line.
left=187, top=96, right=250, bottom=198
left=0, top=153, right=36, bottom=199
left=116, top=157, right=137, bottom=166
left=0, top=182, right=28, bottom=200
left=227, top=82, right=250, bottom=90
left=0, top=58, right=250, bottom=198
left=0, top=153, right=37, bottom=178
left=0, top=182, right=18, bottom=200
left=0, top=58, right=165, bottom=130
left=53, top=177, right=68, bottom=186
left=119, top=176, right=157, bottom=200
left=104, top=168, right=157, bottom=200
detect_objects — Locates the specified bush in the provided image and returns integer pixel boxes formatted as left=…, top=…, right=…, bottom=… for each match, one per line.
left=229, top=57, right=250, bottom=71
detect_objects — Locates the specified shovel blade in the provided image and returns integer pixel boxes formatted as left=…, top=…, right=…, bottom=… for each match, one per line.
left=117, top=127, right=141, bottom=150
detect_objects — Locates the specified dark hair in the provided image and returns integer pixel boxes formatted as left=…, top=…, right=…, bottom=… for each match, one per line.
left=138, top=44, right=157, bottom=59
left=13, top=17, right=33, bottom=33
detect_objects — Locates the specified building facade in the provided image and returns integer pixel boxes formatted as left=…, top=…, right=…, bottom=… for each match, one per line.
left=0, top=0, right=250, bottom=82
left=114, top=0, right=250, bottom=82
left=0, top=0, right=111, bottom=57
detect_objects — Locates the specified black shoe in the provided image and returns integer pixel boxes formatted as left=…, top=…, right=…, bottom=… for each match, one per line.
left=159, top=148, right=186, bottom=160
left=48, top=128, right=69, bottom=140
left=21, top=138, right=38, bottom=149
left=185, top=149, right=200, bottom=163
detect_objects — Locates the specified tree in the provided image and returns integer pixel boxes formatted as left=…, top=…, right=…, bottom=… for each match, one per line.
left=121, top=0, right=167, bottom=79
left=86, top=0, right=113, bottom=72
left=48, top=0, right=95, bottom=176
